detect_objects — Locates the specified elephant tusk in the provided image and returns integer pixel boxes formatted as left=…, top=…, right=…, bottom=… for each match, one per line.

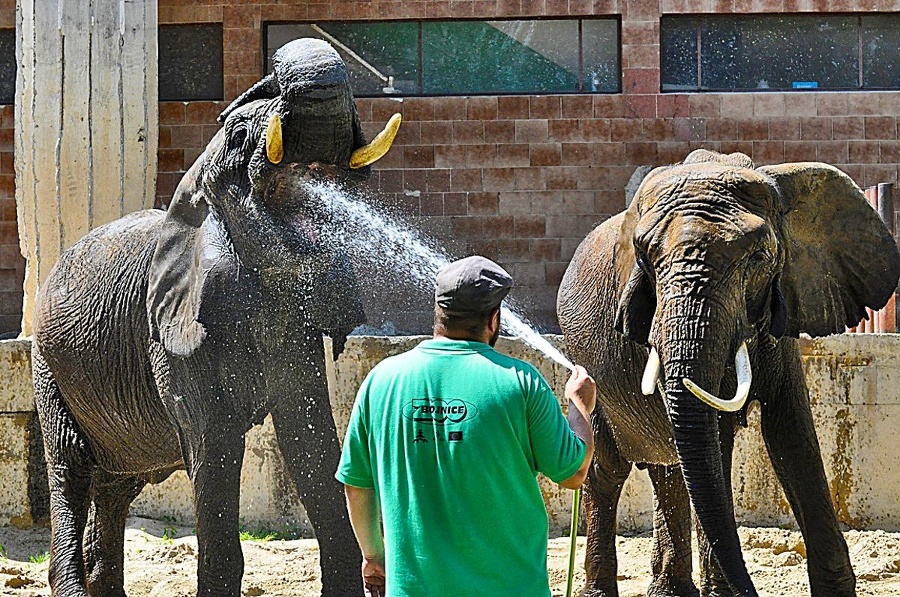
left=641, top=347, right=660, bottom=396
left=266, top=112, right=284, bottom=165
left=682, top=341, right=752, bottom=412
left=350, top=113, right=402, bottom=168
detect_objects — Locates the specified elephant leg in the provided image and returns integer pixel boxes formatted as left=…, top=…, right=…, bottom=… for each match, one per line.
left=33, top=353, right=95, bottom=597
left=582, top=413, right=632, bottom=597
left=271, top=369, right=362, bottom=597
left=182, top=427, right=246, bottom=597
left=760, top=370, right=855, bottom=597
left=646, top=464, right=699, bottom=597
left=695, top=414, right=737, bottom=597
left=83, top=471, right=146, bottom=597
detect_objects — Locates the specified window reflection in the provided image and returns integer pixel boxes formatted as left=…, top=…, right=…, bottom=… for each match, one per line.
left=159, top=24, right=224, bottom=101
left=863, top=15, right=900, bottom=88
left=661, top=15, right=900, bottom=92
left=0, top=30, right=14, bottom=105
left=265, top=19, right=620, bottom=96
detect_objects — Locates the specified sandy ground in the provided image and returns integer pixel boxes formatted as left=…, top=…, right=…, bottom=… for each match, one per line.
left=0, top=517, right=898, bottom=596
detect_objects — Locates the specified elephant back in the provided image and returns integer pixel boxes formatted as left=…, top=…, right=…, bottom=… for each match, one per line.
left=33, top=209, right=182, bottom=473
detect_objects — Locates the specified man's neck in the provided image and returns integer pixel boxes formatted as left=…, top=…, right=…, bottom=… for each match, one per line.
left=433, top=330, right=490, bottom=344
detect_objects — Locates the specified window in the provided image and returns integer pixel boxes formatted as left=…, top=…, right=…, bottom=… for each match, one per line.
left=864, top=15, right=900, bottom=88
left=265, top=19, right=620, bottom=96
left=158, top=24, right=224, bottom=101
left=662, top=15, right=900, bottom=92
left=0, top=29, right=15, bottom=105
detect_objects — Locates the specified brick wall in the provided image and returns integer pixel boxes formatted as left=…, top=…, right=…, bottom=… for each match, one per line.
left=0, top=1, right=19, bottom=334
left=0, top=104, right=18, bottom=335
left=3, top=0, right=900, bottom=333
left=156, top=0, right=900, bottom=332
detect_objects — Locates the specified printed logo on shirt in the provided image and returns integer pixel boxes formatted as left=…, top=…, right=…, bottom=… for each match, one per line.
left=413, top=429, right=428, bottom=443
left=402, top=398, right=478, bottom=425
left=448, top=430, right=463, bottom=442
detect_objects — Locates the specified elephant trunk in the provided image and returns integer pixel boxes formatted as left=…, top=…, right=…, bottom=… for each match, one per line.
left=654, top=300, right=759, bottom=597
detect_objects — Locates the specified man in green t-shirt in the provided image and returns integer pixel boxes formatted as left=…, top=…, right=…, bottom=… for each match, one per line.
left=336, top=255, right=596, bottom=597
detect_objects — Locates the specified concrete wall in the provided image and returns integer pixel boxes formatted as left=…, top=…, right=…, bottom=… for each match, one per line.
left=2, top=334, right=899, bottom=536
left=15, top=0, right=159, bottom=336
left=0, top=340, right=46, bottom=528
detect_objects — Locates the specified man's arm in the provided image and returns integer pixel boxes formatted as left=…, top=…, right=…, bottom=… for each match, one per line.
left=344, top=484, right=386, bottom=597
left=559, top=365, right=596, bottom=489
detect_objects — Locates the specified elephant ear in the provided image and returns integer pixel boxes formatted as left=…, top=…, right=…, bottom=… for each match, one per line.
left=760, top=163, right=900, bottom=337
left=147, top=172, right=260, bottom=357
left=612, top=182, right=657, bottom=345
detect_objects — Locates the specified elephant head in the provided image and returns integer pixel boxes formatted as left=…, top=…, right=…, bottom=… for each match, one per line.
left=614, top=149, right=900, bottom=594
left=147, top=38, right=401, bottom=357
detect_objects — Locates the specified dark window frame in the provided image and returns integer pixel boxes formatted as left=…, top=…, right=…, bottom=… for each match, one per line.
left=660, top=13, right=900, bottom=92
left=263, top=17, right=622, bottom=97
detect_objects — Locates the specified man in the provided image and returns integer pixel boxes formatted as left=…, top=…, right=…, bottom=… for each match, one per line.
left=336, top=255, right=596, bottom=596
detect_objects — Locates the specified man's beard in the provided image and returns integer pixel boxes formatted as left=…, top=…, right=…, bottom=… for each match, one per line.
left=488, top=325, right=500, bottom=347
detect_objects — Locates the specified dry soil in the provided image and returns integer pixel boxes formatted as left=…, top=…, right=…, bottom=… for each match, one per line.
left=0, top=517, right=898, bottom=596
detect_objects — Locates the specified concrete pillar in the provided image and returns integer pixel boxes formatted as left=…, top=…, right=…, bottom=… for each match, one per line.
left=15, top=0, right=158, bottom=336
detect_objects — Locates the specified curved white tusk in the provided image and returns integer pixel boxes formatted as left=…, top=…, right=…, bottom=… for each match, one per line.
left=682, top=341, right=752, bottom=412
left=641, top=347, right=661, bottom=396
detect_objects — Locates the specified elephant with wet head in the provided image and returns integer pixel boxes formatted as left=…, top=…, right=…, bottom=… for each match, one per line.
left=31, top=39, right=400, bottom=596
left=558, top=149, right=900, bottom=597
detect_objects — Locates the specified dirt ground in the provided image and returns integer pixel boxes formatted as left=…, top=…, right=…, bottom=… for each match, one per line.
left=0, top=517, right=898, bottom=596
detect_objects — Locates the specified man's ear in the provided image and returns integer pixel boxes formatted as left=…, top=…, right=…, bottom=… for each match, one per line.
left=490, top=307, right=502, bottom=333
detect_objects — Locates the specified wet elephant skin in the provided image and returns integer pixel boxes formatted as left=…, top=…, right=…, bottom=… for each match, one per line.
left=30, top=39, right=396, bottom=597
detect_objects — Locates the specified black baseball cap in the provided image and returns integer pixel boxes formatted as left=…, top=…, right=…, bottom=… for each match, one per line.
left=435, top=256, right=513, bottom=313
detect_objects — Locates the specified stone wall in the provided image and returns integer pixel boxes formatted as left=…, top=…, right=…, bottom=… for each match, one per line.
left=2, top=333, right=899, bottom=537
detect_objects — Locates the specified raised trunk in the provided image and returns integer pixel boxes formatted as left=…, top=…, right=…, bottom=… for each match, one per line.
left=656, top=300, right=758, bottom=597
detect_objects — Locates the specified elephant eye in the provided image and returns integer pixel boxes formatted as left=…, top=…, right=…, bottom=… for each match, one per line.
left=635, top=245, right=652, bottom=272
left=748, top=249, right=771, bottom=267
left=230, top=126, right=248, bottom=149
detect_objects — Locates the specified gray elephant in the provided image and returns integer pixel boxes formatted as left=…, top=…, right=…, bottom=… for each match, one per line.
left=557, top=150, right=900, bottom=597
left=31, top=39, right=400, bottom=596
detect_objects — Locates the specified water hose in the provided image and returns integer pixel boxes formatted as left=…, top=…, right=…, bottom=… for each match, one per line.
left=565, top=487, right=581, bottom=597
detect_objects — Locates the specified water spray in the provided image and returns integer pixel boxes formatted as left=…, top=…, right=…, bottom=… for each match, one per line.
left=305, top=180, right=576, bottom=370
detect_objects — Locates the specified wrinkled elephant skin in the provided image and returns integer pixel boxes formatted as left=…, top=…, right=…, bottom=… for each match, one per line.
left=558, top=150, right=900, bottom=597
left=31, top=39, right=400, bottom=597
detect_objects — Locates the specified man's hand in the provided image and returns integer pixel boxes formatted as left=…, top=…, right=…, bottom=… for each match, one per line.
left=362, top=555, right=386, bottom=597
left=565, top=365, right=596, bottom=415
left=345, top=485, right=386, bottom=595
left=560, top=365, right=597, bottom=489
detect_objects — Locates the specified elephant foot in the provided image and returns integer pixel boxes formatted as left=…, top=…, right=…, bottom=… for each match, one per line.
left=810, top=577, right=856, bottom=597
left=699, top=587, right=739, bottom=597
left=648, top=578, right=701, bottom=597
left=88, top=590, right=126, bottom=597
left=583, top=590, right=617, bottom=597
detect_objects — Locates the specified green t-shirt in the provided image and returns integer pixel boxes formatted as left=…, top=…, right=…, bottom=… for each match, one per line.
left=336, top=338, right=586, bottom=597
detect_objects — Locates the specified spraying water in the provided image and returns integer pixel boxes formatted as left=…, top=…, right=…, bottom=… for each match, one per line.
left=306, top=181, right=576, bottom=371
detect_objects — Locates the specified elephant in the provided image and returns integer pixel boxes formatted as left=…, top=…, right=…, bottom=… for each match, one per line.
left=557, top=149, right=900, bottom=597
left=31, top=39, right=401, bottom=597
